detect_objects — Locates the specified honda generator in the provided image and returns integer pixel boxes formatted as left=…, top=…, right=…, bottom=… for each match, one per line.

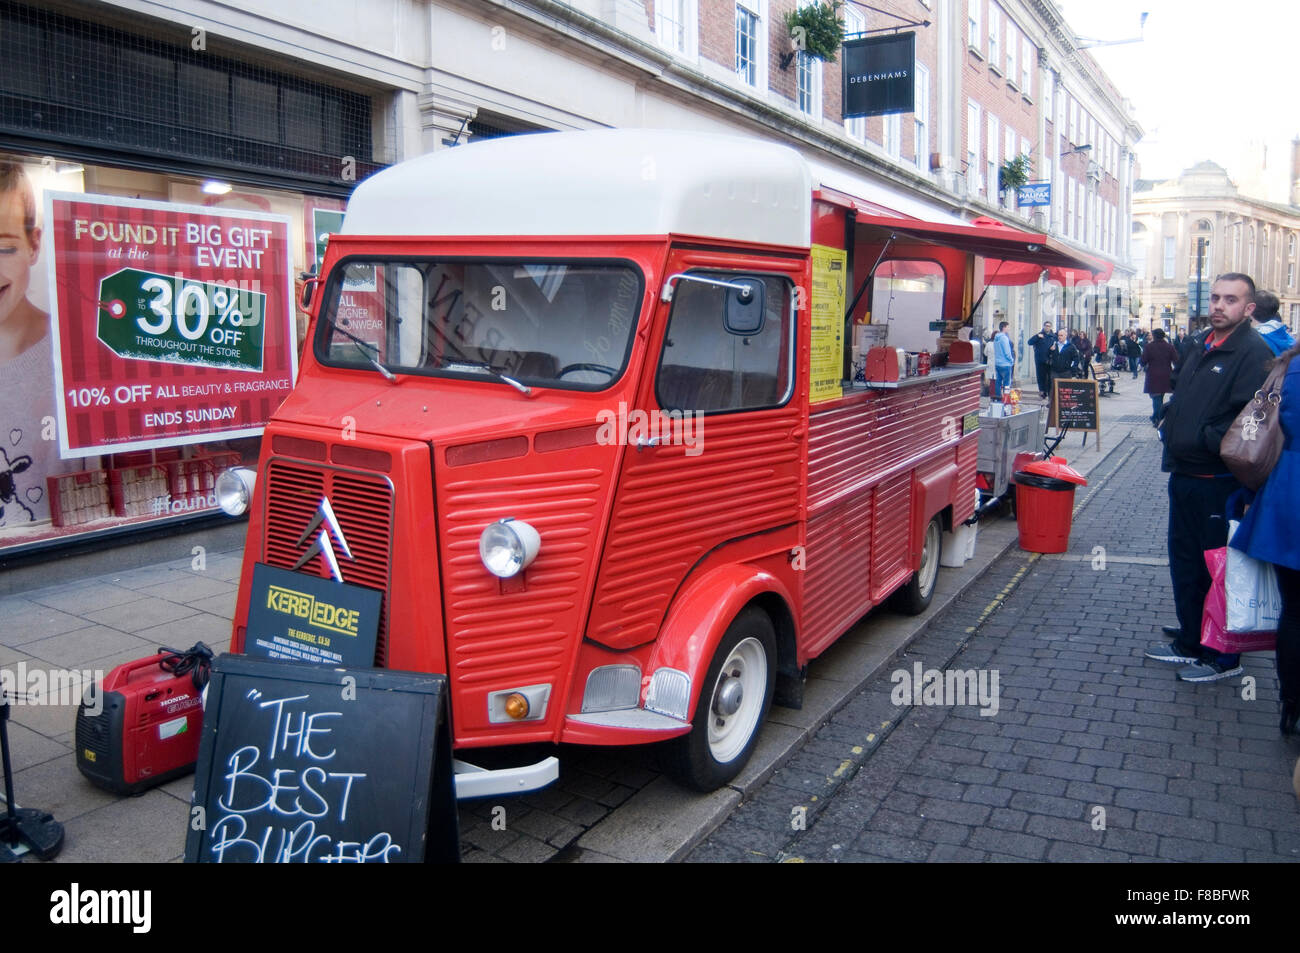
left=75, top=644, right=212, bottom=795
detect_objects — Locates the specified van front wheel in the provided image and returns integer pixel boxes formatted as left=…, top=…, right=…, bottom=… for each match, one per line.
left=664, top=607, right=776, bottom=792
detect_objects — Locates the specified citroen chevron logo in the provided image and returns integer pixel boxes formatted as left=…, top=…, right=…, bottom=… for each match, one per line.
left=293, top=498, right=353, bottom=582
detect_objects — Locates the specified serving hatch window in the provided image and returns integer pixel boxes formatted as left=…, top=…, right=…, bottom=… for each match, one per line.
left=315, top=259, right=643, bottom=389
left=869, top=258, right=945, bottom=354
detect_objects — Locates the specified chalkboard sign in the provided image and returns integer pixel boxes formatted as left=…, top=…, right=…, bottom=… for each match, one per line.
left=184, top=654, right=458, bottom=863
left=1050, top=378, right=1099, bottom=432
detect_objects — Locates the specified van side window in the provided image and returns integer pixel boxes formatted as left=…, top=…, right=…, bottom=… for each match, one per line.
left=656, top=273, right=793, bottom=413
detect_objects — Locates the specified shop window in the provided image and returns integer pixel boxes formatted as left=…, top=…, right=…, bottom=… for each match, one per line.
left=0, top=1, right=380, bottom=186
left=657, top=273, right=794, bottom=413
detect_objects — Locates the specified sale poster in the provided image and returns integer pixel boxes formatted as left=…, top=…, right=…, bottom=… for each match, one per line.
left=44, top=192, right=297, bottom=457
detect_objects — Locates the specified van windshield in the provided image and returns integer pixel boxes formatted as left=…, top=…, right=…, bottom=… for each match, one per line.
left=315, top=259, right=643, bottom=389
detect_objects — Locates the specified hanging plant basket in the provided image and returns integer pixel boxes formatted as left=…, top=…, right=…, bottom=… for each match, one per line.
left=783, top=1, right=845, bottom=64
left=998, top=154, right=1032, bottom=193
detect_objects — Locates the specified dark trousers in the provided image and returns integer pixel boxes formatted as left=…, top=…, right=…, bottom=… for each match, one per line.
left=1150, top=393, right=1165, bottom=421
left=1035, top=361, right=1051, bottom=396
left=1167, top=473, right=1240, bottom=663
left=1277, top=566, right=1300, bottom=705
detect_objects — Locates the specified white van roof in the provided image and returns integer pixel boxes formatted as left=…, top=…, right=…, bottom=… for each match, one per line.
left=341, top=128, right=812, bottom=248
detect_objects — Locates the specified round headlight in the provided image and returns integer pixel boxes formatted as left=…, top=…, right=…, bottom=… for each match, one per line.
left=479, top=518, right=541, bottom=578
left=216, top=467, right=256, bottom=516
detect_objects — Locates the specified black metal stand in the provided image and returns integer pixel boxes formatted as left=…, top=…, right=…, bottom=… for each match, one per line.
left=0, top=693, right=64, bottom=861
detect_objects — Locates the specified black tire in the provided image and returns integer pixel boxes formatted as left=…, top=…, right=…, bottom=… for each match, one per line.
left=891, top=515, right=943, bottom=615
left=663, top=606, right=776, bottom=792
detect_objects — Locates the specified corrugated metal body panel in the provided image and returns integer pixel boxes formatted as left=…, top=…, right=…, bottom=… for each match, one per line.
left=800, top=372, right=982, bottom=655
left=956, top=436, right=979, bottom=523
left=441, top=468, right=600, bottom=681
left=588, top=408, right=803, bottom=650
left=807, top=374, right=981, bottom=510
left=437, top=447, right=617, bottom=737
left=801, top=489, right=873, bottom=656
left=870, top=473, right=914, bottom=600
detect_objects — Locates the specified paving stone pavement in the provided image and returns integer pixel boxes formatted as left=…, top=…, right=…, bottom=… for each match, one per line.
left=686, top=426, right=1300, bottom=862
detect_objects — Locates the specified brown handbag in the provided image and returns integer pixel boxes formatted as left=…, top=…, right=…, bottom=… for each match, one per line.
left=1220, top=359, right=1289, bottom=490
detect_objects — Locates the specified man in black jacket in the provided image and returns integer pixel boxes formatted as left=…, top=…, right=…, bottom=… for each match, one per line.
left=1146, top=274, right=1274, bottom=682
left=1028, top=321, right=1056, bottom=398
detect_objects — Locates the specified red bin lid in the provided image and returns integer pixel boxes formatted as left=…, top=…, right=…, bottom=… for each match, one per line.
left=1019, top=459, right=1088, bottom=485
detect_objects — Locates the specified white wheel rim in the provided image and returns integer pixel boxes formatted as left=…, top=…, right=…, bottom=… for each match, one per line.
left=706, top=637, right=767, bottom=764
left=917, top=521, right=941, bottom=600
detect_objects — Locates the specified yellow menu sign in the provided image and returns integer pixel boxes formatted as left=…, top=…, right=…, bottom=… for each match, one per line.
left=810, top=243, right=847, bottom=403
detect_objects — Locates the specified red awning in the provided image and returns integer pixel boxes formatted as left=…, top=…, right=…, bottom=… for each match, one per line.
left=851, top=211, right=1111, bottom=281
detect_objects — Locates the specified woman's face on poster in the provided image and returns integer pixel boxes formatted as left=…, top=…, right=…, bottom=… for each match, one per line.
left=0, top=187, right=40, bottom=330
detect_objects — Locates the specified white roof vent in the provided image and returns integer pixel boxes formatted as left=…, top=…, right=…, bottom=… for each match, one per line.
left=341, top=128, right=813, bottom=249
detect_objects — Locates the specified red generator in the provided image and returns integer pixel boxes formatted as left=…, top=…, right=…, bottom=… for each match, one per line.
left=75, top=647, right=210, bottom=795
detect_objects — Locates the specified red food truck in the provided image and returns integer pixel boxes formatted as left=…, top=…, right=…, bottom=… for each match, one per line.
left=218, top=129, right=1097, bottom=794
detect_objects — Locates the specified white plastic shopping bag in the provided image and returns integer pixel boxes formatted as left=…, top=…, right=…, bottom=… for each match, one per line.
left=1225, top=520, right=1283, bottom=635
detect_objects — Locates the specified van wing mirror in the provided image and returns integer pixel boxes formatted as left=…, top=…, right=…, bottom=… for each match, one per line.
left=299, top=271, right=320, bottom=310
left=660, top=273, right=766, bottom=335
left=723, top=279, right=764, bottom=335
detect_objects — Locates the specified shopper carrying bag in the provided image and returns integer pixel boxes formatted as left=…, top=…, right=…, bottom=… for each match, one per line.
left=1228, top=339, right=1300, bottom=735
left=1220, top=359, right=1289, bottom=490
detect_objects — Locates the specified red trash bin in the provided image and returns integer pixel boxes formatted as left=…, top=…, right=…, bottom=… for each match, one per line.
left=1013, top=460, right=1087, bottom=554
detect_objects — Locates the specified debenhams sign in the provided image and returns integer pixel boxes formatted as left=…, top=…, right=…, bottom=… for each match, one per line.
left=843, top=32, right=916, bottom=118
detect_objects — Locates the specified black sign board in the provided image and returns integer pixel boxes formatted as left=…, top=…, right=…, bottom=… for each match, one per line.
left=185, top=654, right=458, bottom=863
left=1050, top=378, right=1100, bottom=432
left=245, top=563, right=381, bottom=667
left=843, top=32, right=916, bottom=118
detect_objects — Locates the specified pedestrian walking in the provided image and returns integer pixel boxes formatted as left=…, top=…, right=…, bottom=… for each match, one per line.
left=1125, top=331, right=1143, bottom=379
left=1146, top=274, right=1274, bottom=682
left=1228, top=337, right=1300, bottom=732
left=1141, top=328, right=1179, bottom=425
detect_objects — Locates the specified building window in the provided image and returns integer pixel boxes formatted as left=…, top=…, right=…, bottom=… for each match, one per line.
left=736, top=3, right=759, bottom=86
left=969, top=0, right=982, bottom=51
left=1288, top=262, right=1295, bottom=289
left=1070, top=98, right=1078, bottom=143
left=1289, top=234, right=1297, bottom=258
left=797, top=51, right=822, bottom=118
left=1021, top=38, right=1033, bottom=93
left=1163, top=236, right=1176, bottom=280
left=843, top=5, right=866, bottom=141
left=988, top=5, right=1001, bottom=68
left=986, top=114, right=999, bottom=200
left=884, top=113, right=902, bottom=159
left=656, top=0, right=696, bottom=56
left=913, top=64, right=930, bottom=169
left=967, top=100, right=980, bottom=194
left=1006, top=22, right=1017, bottom=79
